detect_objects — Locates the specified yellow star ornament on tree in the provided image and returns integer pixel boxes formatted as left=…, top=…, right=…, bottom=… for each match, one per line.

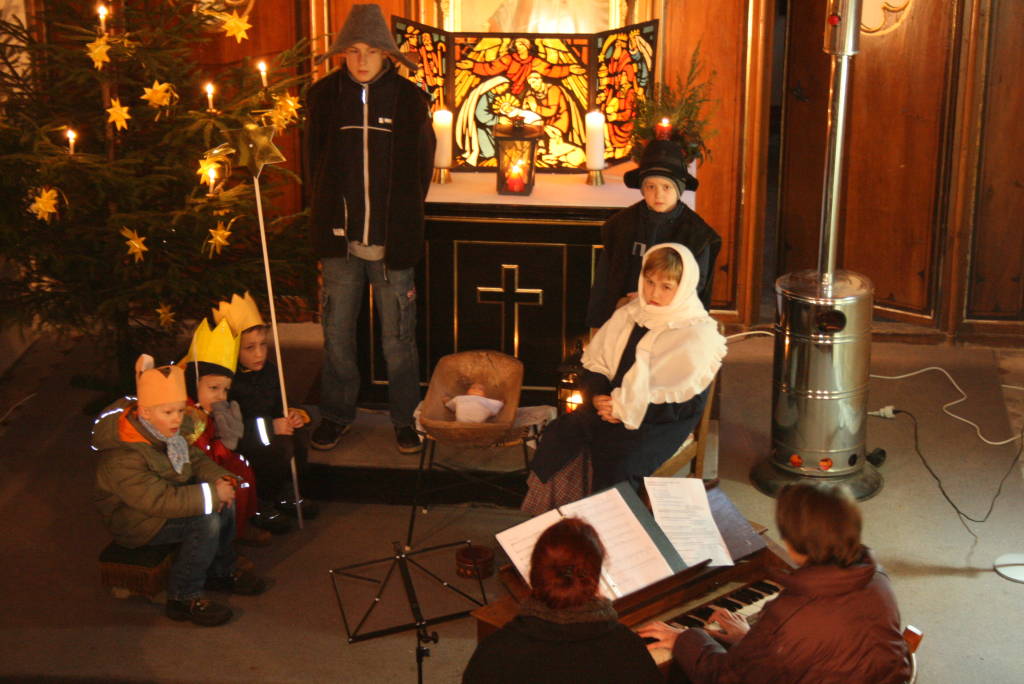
left=205, top=220, right=234, bottom=257
left=219, top=10, right=252, bottom=43
left=28, top=187, right=60, bottom=222
left=86, top=35, right=111, bottom=70
left=141, top=80, right=178, bottom=109
left=155, top=303, right=176, bottom=328
left=120, top=227, right=148, bottom=263
left=106, top=97, right=131, bottom=131
left=266, top=92, right=302, bottom=133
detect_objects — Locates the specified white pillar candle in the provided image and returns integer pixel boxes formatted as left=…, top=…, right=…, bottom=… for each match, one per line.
left=585, top=111, right=605, bottom=171
left=432, top=109, right=453, bottom=168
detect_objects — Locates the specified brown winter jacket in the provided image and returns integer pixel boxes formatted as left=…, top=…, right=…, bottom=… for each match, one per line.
left=93, top=398, right=232, bottom=548
left=673, top=549, right=911, bottom=684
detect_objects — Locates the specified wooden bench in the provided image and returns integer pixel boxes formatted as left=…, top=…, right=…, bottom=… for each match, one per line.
left=99, top=542, right=176, bottom=600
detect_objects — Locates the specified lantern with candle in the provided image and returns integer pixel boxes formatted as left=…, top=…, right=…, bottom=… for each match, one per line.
left=493, top=118, right=543, bottom=196
left=556, top=344, right=585, bottom=415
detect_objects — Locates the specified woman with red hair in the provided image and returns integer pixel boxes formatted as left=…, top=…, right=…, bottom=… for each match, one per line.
left=463, top=518, right=661, bottom=683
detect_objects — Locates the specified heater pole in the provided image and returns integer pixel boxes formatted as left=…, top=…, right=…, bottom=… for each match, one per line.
left=817, top=0, right=862, bottom=294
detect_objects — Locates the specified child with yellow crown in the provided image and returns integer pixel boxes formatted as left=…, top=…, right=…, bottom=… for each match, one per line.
left=182, top=318, right=292, bottom=544
left=92, top=355, right=268, bottom=627
left=213, top=292, right=318, bottom=519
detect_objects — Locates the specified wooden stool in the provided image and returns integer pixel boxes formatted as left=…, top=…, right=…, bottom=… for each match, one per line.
left=99, top=542, right=176, bottom=600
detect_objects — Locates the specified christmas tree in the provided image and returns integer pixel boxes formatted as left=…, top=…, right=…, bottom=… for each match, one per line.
left=0, top=1, right=313, bottom=382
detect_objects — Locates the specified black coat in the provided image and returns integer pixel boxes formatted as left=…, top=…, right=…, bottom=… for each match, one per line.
left=304, top=64, right=434, bottom=270
left=228, top=362, right=284, bottom=458
left=463, top=597, right=662, bottom=684
left=586, top=200, right=721, bottom=329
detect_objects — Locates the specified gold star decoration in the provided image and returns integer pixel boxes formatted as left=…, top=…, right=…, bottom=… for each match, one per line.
left=155, top=303, right=176, bottom=328
left=205, top=220, right=234, bottom=257
left=28, top=187, right=60, bottom=222
left=120, top=227, right=148, bottom=263
left=218, top=10, right=252, bottom=43
left=230, top=121, right=285, bottom=177
left=141, top=80, right=178, bottom=109
left=86, top=35, right=111, bottom=70
left=106, top=97, right=131, bottom=131
left=265, top=92, right=302, bottom=133
left=196, top=157, right=220, bottom=189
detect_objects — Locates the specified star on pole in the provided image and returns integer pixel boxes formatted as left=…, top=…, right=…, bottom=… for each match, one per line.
left=231, top=121, right=286, bottom=177
left=120, top=227, right=148, bottom=263
left=86, top=35, right=111, bottom=70
left=28, top=188, right=60, bottom=222
left=206, top=221, right=233, bottom=257
left=155, top=303, right=176, bottom=328
left=106, top=97, right=131, bottom=131
left=219, top=10, right=252, bottom=43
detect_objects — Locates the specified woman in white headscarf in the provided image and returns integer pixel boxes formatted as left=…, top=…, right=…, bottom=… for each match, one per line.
left=526, top=243, right=725, bottom=509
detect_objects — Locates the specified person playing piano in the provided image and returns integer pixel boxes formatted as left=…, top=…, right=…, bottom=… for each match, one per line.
left=638, top=482, right=911, bottom=684
left=463, top=517, right=662, bottom=684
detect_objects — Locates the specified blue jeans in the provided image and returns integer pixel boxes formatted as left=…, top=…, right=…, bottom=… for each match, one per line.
left=320, top=256, right=421, bottom=428
left=146, top=506, right=236, bottom=601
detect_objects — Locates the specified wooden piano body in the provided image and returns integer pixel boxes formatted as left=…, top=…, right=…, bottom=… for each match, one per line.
left=471, top=487, right=795, bottom=673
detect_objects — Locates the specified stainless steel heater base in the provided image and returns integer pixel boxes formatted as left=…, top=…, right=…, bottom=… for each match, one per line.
left=750, top=458, right=882, bottom=501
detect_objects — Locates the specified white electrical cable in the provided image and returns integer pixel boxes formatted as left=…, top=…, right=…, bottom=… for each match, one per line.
left=870, top=366, right=1021, bottom=446
left=0, top=392, right=37, bottom=424
left=726, top=330, right=773, bottom=343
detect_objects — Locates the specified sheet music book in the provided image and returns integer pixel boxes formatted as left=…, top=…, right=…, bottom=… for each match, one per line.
left=644, top=477, right=734, bottom=567
left=495, top=482, right=686, bottom=599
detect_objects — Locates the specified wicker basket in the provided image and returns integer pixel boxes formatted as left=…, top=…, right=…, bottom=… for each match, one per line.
left=420, top=351, right=523, bottom=447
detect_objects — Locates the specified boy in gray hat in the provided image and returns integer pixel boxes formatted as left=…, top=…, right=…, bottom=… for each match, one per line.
left=304, top=4, right=435, bottom=454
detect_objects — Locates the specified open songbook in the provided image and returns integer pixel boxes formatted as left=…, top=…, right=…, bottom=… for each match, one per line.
left=495, top=482, right=689, bottom=599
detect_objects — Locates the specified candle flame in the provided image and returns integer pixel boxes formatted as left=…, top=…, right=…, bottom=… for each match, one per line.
left=567, top=391, right=583, bottom=409
left=257, top=61, right=267, bottom=74
left=97, top=4, right=107, bottom=19
left=659, top=117, right=670, bottom=126
left=204, top=82, right=214, bottom=96
left=208, top=167, right=217, bottom=183
left=66, top=129, right=77, bottom=142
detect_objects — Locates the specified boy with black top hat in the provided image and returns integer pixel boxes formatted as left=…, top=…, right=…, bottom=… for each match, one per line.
left=585, top=139, right=721, bottom=330
left=304, top=3, right=435, bottom=454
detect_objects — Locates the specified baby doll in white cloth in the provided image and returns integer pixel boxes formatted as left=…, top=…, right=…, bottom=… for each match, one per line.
left=445, top=383, right=504, bottom=423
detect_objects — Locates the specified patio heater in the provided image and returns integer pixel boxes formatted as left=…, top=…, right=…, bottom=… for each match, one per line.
left=751, top=0, right=882, bottom=500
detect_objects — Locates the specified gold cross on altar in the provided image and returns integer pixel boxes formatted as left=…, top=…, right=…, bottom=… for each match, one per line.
left=476, top=264, right=544, bottom=356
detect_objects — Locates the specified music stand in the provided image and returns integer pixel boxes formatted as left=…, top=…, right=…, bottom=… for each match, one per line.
left=329, top=539, right=488, bottom=683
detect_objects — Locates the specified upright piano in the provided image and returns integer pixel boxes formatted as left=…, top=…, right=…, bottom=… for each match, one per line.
left=471, top=487, right=794, bottom=673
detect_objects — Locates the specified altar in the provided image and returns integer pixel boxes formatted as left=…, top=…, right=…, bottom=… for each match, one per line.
left=355, top=164, right=698, bottom=405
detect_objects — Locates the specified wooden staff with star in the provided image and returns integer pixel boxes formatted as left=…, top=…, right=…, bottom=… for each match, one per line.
left=228, top=122, right=309, bottom=528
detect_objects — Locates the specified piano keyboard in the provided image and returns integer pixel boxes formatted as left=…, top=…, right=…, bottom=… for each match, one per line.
left=666, top=579, right=783, bottom=631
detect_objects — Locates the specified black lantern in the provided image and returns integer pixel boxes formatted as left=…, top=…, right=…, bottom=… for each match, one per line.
left=556, top=343, right=585, bottom=415
left=494, top=118, right=543, bottom=196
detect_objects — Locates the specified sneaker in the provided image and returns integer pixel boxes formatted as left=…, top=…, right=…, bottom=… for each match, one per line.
left=249, top=509, right=292, bottom=535
left=166, top=598, right=232, bottom=626
left=204, top=569, right=268, bottom=596
left=311, top=420, right=351, bottom=450
left=275, top=496, right=320, bottom=519
left=395, top=425, right=422, bottom=454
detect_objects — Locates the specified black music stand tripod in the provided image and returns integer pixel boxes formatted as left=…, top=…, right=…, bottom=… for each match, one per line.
left=329, top=539, right=488, bottom=684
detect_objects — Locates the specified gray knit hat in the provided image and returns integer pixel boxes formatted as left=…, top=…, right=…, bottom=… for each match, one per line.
left=319, top=4, right=417, bottom=70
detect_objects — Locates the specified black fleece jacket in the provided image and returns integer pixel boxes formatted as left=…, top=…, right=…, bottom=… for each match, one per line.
left=304, top=63, right=434, bottom=270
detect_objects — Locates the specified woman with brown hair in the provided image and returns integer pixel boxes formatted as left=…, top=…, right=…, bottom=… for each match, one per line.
left=639, top=482, right=911, bottom=683
left=463, top=518, right=662, bottom=683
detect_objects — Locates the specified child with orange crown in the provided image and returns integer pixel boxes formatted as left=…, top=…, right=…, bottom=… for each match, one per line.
left=182, top=318, right=292, bottom=545
left=93, top=355, right=268, bottom=627
left=213, top=292, right=318, bottom=519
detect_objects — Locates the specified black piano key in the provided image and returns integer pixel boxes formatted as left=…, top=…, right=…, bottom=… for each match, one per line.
left=751, top=581, right=781, bottom=595
left=690, top=606, right=715, bottom=621
left=731, top=589, right=762, bottom=604
left=714, top=598, right=743, bottom=612
left=673, top=615, right=705, bottom=629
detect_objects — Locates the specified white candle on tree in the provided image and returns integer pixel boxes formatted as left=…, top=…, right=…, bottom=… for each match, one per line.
left=257, top=61, right=268, bottom=88
left=97, top=4, right=108, bottom=34
left=585, top=111, right=605, bottom=171
left=432, top=109, right=452, bottom=169
left=66, top=129, right=77, bottom=155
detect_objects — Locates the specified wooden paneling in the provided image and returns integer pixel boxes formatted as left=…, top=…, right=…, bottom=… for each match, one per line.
left=661, top=1, right=747, bottom=316
left=778, top=2, right=958, bottom=321
left=966, top=0, right=1024, bottom=320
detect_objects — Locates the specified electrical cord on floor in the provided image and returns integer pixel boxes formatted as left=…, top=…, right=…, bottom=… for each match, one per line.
left=725, top=330, right=773, bottom=343
left=871, top=366, right=1022, bottom=446
left=892, top=409, right=1023, bottom=539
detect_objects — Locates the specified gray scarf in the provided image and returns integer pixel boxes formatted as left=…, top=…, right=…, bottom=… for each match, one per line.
left=139, top=416, right=189, bottom=474
left=517, top=596, right=618, bottom=625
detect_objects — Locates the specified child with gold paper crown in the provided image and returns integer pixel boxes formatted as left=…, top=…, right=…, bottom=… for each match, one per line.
left=213, top=293, right=317, bottom=519
left=182, top=318, right=292, bottom=544
left=93, top=356, right=268, bottom=627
